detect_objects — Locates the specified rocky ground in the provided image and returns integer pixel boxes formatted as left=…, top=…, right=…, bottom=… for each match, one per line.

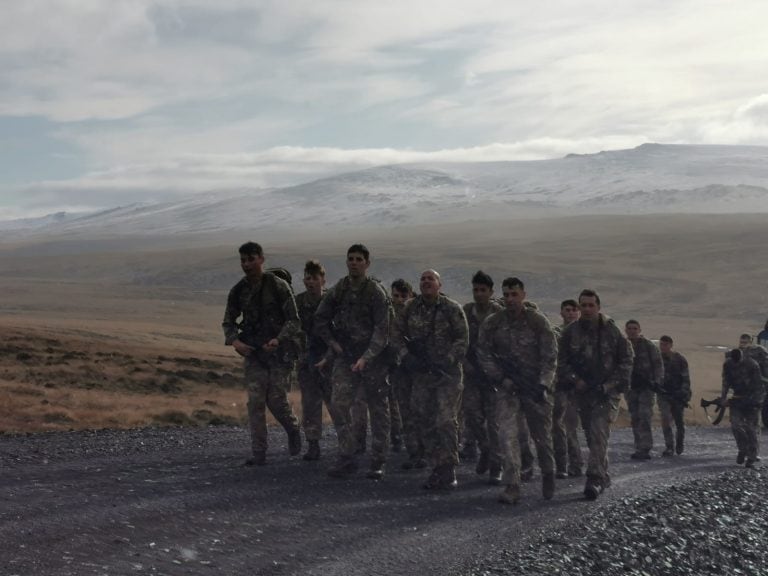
left=1, top=424, right=758, bottom=576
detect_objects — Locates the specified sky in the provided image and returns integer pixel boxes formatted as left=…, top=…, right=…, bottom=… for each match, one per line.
left=2, top=0, right=768, bottom=219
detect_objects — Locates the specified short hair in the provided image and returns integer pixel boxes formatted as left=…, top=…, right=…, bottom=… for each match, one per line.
left=238, top=242, right=263, bottom=257
left=730, top=348, right=743, bottom=362
left=740, top=333, right=753, bottom=341
left=471, top=270, right=494, bottom=288
left=579, top=289, right=601, bottom=306
left=304, top=259, right=325, bottom=277
left=347, top=243, right=370, bottom=261
left=660, top=335, right=673, bottom=344
left=501, top=277, right=525, bottom=290
left=391, top=278, right=413, bottom=295
left=560, top=299, right=579, bottom=310
left=625, top=319, right=641, bottom=328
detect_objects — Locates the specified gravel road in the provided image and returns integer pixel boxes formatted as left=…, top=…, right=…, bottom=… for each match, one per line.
left=0, top=425, right=755, bottom=576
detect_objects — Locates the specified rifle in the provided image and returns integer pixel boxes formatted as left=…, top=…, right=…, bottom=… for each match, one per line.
left=494, top=354, right=548, bottom=403
left=700, top=397, right=726, bottom=426
left=402, top=336, right=450, bottom=378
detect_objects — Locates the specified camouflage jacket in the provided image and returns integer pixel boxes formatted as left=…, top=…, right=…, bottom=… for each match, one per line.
left=395, top=294, right=468, bottom=370
left=557, top=314, right=634, bottom=397
left=721, top=358, right=765, bottom=407
left=314, top=276, right=390, bottom=363
left=463, top=301, right=503, bottom=371
left=295, top=289, right=327, bottom=364
left=742, top=345, right=768, bottom=381
left=477, top=306, right=557, bottom=392
left=660, top=351, right=691, bottom=402
left=629, top=336, right=664, bottom=391
left=221, top=273, right=300, bottom=361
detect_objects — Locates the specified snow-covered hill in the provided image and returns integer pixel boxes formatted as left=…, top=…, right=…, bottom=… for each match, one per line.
left=3, top=144, right=767, bottom=237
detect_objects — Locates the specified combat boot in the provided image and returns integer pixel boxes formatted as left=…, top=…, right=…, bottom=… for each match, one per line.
left=288, top=428, right=302, bottom=456
left=675, top=430, right=685, bottom=455
left=583, top=476, right=602, bottom=501
left=245, top=451, right=266, bottom=466
left=441, top=465, right=458, bottom=490
left=475, top=450, right=490, bottom=475
left=745, top=458, right=756, bottom=469
left=487, top=462, right=503, bottom=486
left=303, top=440, right=320, bottom=461
left=737, top=451, right=746, bottom=464
left=542, top=472, right=555, bottom=500
left=498, top=484, right=520, bottom=505
left=630, top=451, right=651, bottom=460
left=327, top=456, right=358, bottom=478
left=555, top=469, right=569, bottom=480
left=366, top=459, right=385, bottom=480
left=662, top=446, right=674, bottom=457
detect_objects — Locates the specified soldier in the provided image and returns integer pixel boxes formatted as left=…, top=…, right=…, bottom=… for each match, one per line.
left=720, top=348, right=765, bottom=467
left=396, top=269, right=468, bottom=490
left=657, top=335, right=691, bottom=456
left=558, top=289, right=633, bottom=500
left=314, top=244, right=392, bottom=480
left=462, top=271, right=504, bottom=484
left=390, top=279, right=427, bottom=470
left=624, top=320, right=663, bottom=460
left=738, top=333, right=768, bottom=429
left=552, top=299, right=584, bottom=478
left=295, top=260, right=331, bottom=461
left=221, top=242, right=302, bottom=466
left=477, top=277, right=558, bottom=505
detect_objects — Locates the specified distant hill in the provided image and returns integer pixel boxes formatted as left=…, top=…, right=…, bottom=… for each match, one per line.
left=3, top=143, right=767, bottom=238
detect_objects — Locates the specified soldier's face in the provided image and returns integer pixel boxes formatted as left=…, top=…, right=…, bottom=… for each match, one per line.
left=240, top=252, right=264, bottom=276
left=419, top=271, right=441, bottom=298
left=391, top=289, right=410, bottom=306
left=502, top=286, right=525, bottom=311
left=739, top=336, right=751, bottom=349
left=560, top=305, right=580, bottom=324
left=660, top=340, right=673, bottom=355
left=472, top=283, right=493, bottom=305
left=579, top=296, right=600, bottom=320
left=625, top=323, right=641, bottom=340
left=346, top=252, right=369, bottom=278
left=303, top=273, right=325, bottom=295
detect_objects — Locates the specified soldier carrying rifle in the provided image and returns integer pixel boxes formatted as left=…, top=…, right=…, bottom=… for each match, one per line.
left=657, top=335, right=691, bottom=456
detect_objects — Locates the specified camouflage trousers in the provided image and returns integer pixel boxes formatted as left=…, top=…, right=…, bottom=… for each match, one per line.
left=462, top=375, right=501, bottom=466
left=553, top=388, right=583, bottom=473
left=350, top=377, right=402, bottom=451
left=626, top=388, right=655, bottom=454
left=577, top=392, right=620, bottom=487
left=244, top=358, right=300, bottom=454
left=730, top=403, right=760, bottom=461
left=330, top=358, right=390, bottom=461
left=298, top=361, right=333, bottom=442
left=657, top=396, right=685, bottom=452
left=411, top=370, right=463, bottom=467
left=496, top=389, right=554, bottom=487
left=391, top=367, right=423, bottom=458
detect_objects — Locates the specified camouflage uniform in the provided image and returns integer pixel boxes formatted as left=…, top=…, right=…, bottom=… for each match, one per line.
left=721, top=356, right=765, bottom=464
left=477, top=306, right=558, bottom=490
left=626, top=336, right=663, bottom=457
left=315, top=277, right=391, bottom=465
left=462, top=301, right=504, bottom=473
left=295, top=290, right=332, bottom=443
left=658, top=350, right=691, bottom=454
left=396, top=294, right=468, bottom=470
left=390, top=300, right=420, bottom=459
left=222, top=273, right=301, bottom=456
left=553, top=323, right=584, bottom=476
left=742, top=344, right=768, bottom=429
left=558, top=315, right=633, bottom=491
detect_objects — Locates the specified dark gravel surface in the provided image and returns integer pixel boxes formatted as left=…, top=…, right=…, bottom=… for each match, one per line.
left=0, top=425, right=756, bottom=575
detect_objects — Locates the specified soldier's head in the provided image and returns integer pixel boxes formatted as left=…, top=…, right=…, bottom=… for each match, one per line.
left=560, top=299, right=580, bottom=325
left=659, top=335, right=674, bottom=355
left=238, top=242, right=265, bottom=277
left=729, top=348, right=743, bottom=363
left=471, top=270, right=494, bottom=305
left=346, top=244, right=370, bottom=279
left=739, top=333, right=753, bottom=349
left=578, top=289, right=601, bottom=321
left=625, top=319, right=642, bottom=341
left=419, top=269, right=442, bottom=300
left=501, top=277, right=526, bottom=312
left=391, top=278, right=414, bottom=305
left=303, top=259, right=326, bottom=296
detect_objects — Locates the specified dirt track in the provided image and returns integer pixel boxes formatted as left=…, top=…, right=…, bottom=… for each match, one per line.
left=0, top=425, right=743, bottom=576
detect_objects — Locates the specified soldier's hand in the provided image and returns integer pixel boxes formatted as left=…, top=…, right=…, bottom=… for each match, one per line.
left=351, top=358, right=367, bottom=373
left=232, top=339, right=255, bottom=357
left=262, top=338, right=279, bottom=352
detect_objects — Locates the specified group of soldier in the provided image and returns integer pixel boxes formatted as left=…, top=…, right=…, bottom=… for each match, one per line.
left=222, top=241, right=768, bottom=504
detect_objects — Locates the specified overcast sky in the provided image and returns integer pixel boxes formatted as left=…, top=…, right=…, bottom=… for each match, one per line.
left=2, top=0, right=768, bottom=219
